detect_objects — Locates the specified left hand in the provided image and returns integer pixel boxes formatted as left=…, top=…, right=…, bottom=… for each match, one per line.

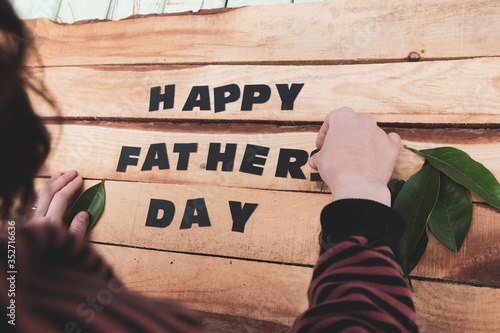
left=27, top=170, right=89, bottom=240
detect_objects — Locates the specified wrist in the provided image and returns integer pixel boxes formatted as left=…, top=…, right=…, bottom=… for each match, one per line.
left=330, top=180, right=392, bottom=207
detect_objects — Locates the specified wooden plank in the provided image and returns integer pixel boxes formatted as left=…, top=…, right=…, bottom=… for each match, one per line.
left=13, top=0, right=59, bottom=20
left=199, top=311, right=291, bottom=333
left=93, top=243, right=310, bottom=327
left=413, top=203, right=500, bottom=287
left=93, top=243, right=500, bottom=331
left=47, top=179, right=324, bottom=264
left=56, top=0, right=111, bottom=23
left=108, top=0, right=163, bottom=20
left=31, top=59, right=500, bottom=124
left=412, top=281, right=500, bottom=333
left=25, top=0, right=500, bottom=66
left=39, top=124, right=500, bottom=194
left=34, top=178, right=500, bottom=286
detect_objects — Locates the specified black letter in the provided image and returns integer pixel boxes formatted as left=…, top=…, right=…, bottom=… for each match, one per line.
left=180, top=198, right=211, bottom=229
left=206, top=143, right=237, bottom=172
left=173, top=143, right=198, bottom=170
left=229, top=201, right=258, bottom=233
left=149, top=85, right=175, bottom=111
left=276, top=83, right=304, bottom=110
left=310, top=149, right=323, bottom=182
left=275, top=148, right=308, bottom=179
left=241, top=84, right=271, bottom=111
left=141, top=143, right=169, bottom=171
left=182, top=86, right=210, bottom=111
left=239, top=144, right=269, bottom=176
left=116, top=146, right=141, bottom=172
left=214, top=84, right=240, bottom=113
left=145, top=199, right=175, bottom=228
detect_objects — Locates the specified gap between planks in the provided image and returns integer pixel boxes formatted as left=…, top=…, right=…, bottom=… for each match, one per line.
left=89, top=240, right=315, bottom=269
left=40, top=118, right=500, bottom=129
left=27, top=55, right=500, bottom=68
left=41, top=119, right=500, bottom=136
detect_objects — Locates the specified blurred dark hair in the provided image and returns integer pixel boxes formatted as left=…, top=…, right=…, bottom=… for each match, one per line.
left=0, top=0, right=51, bottom=219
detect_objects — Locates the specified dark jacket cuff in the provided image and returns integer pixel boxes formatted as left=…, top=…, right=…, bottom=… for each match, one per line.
left=319, top=199, right=406, bottom=257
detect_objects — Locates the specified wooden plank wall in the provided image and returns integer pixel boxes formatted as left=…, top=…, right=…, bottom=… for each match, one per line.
left=20, top=0, right=500, bottom=332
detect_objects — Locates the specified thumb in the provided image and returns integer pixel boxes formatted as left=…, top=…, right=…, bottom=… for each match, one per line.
left=387, top=132, right=401, bottom=146
left=69, top=211, right=90, bottom=240
left=309, top=153, right=318, bottom=169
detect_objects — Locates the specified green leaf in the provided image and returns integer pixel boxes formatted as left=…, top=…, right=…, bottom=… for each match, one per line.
left=394, top=162, right=440, bottom=278
left=69, top=179, right=106, bottom=230
left=388, top=179, right=406, bottom=206
left=405, top=145, right=500, bottom=209
left=408, top=227, right=428, bottom=274
left=427, top=173, right=472, bottom=252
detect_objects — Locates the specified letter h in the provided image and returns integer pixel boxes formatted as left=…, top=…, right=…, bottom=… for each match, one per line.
left=149, top=85, right=175, bottom=111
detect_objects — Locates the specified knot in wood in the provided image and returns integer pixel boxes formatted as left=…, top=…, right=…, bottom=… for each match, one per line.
left=407, top=52, right=421, bottom=62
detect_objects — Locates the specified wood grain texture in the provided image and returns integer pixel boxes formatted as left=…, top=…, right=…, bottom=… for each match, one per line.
left=34, top=177, right=499, bottom=286
left=31, top=59, right=500, bottom=124
left=412, top=281, right=500, bottom=333
left=413, top=203, right=500, bottom=287
left=56, top=0, right=111, bottom=23
left=78, top=179, right=324, bottom=265
left=93, top=242, right=500, bottom=331
left=93, top=243, right=311, bottom=327
left=25, top=0, right=500, bottom=66
left=40, top=124, right=500, bottom=194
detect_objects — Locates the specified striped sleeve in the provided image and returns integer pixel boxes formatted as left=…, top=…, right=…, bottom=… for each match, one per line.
left=293, top=199, right=419, bottom=333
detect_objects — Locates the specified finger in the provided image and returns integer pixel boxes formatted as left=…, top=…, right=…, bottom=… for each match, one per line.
left=387, top=132, right=401, bottom=146
left=32, top=171, right=61, bottom=213
left=387, top=132, right=402, bottom=163
left=45, top=176, right=83, bottom=224
left=35, top=170, right=77, bottom=217
left=315, top=113, right=332, bottom=149
left=69, top=211, right=89, bottom=240
left=309, top=153, right=318, bottom=169
left=45, top=170, right=63, bottom=186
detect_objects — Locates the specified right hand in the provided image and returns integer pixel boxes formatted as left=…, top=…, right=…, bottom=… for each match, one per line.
left=309, top=107, right=401, bottom=207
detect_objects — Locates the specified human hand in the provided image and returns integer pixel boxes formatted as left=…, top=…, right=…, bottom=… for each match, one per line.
left=27, top=170, right=89, bottom=239
left=309, top=107, right=401, bottom=207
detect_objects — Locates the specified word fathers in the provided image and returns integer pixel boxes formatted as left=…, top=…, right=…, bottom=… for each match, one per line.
left=116, top=143, right=321, bottom=181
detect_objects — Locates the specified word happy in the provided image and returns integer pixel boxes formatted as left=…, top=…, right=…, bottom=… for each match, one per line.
left=149, top=83, right=304, bottom=112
